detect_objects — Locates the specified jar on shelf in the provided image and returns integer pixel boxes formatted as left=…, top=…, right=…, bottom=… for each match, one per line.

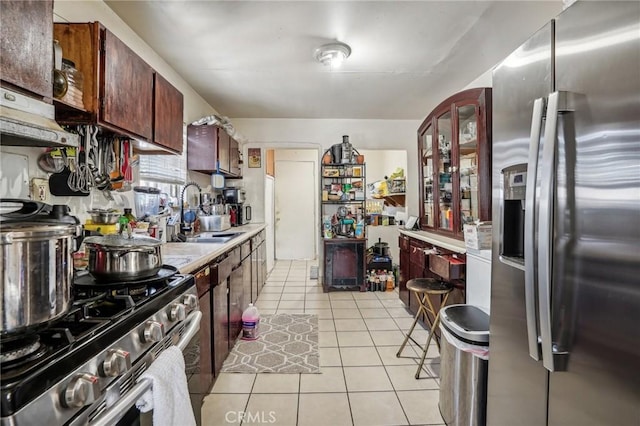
left=61, top=58, right=85, bottom=109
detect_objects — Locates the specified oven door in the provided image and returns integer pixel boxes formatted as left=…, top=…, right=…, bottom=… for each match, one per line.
left=90, top=310, right=202, bottom=426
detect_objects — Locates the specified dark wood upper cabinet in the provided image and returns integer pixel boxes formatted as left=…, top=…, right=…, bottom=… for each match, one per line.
left=229, top=137, right=241, bottom=177
left=187, top=124, right=219, bottom=173
left=54, top=22, right=183, bottom=153
left=0, top=0, right=53, bottom=99
left=217, top=130, right=231, bottom=174
left=153, top=73, right=184, bottom=153
left=418, top=88, right=492, bottom=240
left=187, top=124, right=241, bottom=177
left=101, top=28, right=153, bottom=141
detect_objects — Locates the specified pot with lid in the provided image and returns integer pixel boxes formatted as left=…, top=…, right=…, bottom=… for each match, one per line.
left=1, top=199, right=81, bottom=335
left=372, top=238, right=390, bottom=257
left=83, top=234, right=163, bottom=282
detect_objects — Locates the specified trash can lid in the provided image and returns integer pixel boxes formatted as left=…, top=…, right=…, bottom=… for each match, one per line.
left=440, top=304, right=490, bottom=345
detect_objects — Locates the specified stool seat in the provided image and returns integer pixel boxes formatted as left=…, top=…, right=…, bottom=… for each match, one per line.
left=406, top=278, right=453, bottom=294
left=397, top=277, right=454, bottom=379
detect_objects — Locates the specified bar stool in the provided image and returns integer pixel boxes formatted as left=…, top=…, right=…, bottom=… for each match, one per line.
left=396, top=277, right=453, bottom=379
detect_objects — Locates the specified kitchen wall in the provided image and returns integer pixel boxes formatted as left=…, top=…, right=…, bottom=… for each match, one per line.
left=234, top=119, right=421, bottom=221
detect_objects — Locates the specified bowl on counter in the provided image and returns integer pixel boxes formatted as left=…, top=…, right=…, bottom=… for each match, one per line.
left=87, top=209, right=121, bottom=224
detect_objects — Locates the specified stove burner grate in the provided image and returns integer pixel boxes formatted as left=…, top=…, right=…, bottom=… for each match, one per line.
left=74, top=265, right=178, bottom=289
left=0, top=334, right=44, bottom=364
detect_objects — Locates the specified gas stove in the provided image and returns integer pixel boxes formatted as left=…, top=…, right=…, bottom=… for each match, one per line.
left=0, top=266, right=199, bottom=426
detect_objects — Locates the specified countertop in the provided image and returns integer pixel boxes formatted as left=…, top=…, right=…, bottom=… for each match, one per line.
left=398, top=228, right=466, bottom=254
left=163, top=223, right=266, bottom=274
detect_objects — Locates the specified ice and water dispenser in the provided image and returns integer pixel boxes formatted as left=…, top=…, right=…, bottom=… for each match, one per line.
left=501, top=165, right=527, bottom=260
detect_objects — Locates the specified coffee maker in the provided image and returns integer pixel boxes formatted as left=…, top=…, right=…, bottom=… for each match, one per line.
left=229, top=204, right=251, bottom=226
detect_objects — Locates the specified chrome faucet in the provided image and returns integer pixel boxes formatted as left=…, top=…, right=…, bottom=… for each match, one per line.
left=180, top=181, right=202, bottom=234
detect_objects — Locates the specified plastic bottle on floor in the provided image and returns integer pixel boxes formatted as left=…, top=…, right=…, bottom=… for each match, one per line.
left=241, top=303, right=260, bottom=340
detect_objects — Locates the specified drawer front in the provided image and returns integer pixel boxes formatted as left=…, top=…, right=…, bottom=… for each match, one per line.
left=399, top=235, right=410, bottom=251
left=429, top=254, right=466, bottom=281
left=409, top=243, right=426, bottom=269
left=194, top=265, right=211, bottom=297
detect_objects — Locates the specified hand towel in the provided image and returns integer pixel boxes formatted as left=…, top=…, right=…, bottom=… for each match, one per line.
left=135, top=346, right=196, bottom=426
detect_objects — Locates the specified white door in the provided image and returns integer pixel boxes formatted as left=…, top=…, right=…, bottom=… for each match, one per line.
left=274, top=160, right=316, bottom=259
left=265, top=175, right=275, bottom=272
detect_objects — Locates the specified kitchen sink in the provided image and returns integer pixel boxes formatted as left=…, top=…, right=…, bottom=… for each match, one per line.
left=185, top=231, right=245, bottom=243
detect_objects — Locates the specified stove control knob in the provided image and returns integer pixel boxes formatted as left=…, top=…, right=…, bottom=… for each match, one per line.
left=181, top=294, right=198, bottom=310
left=169, top=303, right=187, bottom=322
left=142, top=321, right=164, bottom=343
left=63, top=373, right=100, bottom=408
left=102, top=348, right=132, bottom=377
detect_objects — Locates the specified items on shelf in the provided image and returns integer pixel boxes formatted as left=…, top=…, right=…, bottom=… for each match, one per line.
left=365, top=269, right=395, bottom=292
left=321, top=136, right=367, bottom=292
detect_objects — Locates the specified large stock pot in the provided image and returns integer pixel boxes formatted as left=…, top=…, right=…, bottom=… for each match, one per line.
left=1, top=222, right=77, bottom=334
left=83, top=234, right=163, bottom=282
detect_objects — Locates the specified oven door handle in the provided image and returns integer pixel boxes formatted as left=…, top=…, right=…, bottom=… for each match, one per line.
left=91, top=310, right=202, bottom=426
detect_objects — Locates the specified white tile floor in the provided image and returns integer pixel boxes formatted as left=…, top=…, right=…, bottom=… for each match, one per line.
left=201, top=260, right=444, bottom=426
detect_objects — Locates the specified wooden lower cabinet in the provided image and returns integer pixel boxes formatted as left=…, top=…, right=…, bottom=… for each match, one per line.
left=228, top=264, right=244, bottom=348
left=186, top=265, right=214, bottom=391
left=398, top=236, right=410, bottom=306
left=323, top=239, right=366, bottom=291
left=212, top=278, right=229, bottom=376
left=398, top=234, right=467, bottom=338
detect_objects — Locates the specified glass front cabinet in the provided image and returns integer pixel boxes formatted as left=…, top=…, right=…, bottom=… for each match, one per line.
left=418, top=88, right=492, bottom=239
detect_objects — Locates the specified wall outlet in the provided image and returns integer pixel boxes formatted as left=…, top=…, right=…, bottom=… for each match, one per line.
left=30, top=178, right=50, bottom=203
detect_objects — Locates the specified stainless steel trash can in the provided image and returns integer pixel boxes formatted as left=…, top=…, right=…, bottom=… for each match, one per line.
left=438, top=304, right=490, bottom=426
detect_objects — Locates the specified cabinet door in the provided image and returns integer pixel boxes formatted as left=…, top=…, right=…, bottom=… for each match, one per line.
left=212, top=280, right=229, bottom=376
left=101, top=29, right=153, bottom=140
left=1, top=1, right=53, bottom=99
left=398, top=237, right=410, bottom=307
left=187, top=124, right=218, bottom=172
left=217, top=130, right=231, bottom=173
left=153, top=73, right=183, bottom=153
left=420, top=123, right=435, bottom=228
left=259, top=240, right=267, bottom=289
left=436, top=110, right=454, bottom=233
left=417, top=88, right=492, bottom=238
left=197, top=291, right=213, bottom=391
left=229, top=137, right=241, bottom=176
left=228, top=266, right=244, bottom=346
left=242, top=256, right=253, bottom=303
left=457, top=103, right=479, bottom=230
left=324, top=240, right=365, bottom=290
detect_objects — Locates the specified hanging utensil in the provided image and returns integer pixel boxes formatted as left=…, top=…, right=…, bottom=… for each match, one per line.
left=119, top=139, right=133, bottom=192
left=49, top=148, right=89, bottom=197
left=68, top=130, right=92, bottom=193
left=211, top=160, right=225, bottom=189
left=110, top=137, right=124, bottom=190
left=37, top=150, right=65, bottom=173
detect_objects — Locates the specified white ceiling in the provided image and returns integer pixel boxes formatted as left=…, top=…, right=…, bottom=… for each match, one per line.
left=105, top=1, right=563, bottom=120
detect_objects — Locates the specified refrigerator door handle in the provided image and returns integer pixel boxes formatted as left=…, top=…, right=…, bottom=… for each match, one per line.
left=524, top=97, right=545, bottom=361
left=538, top=91, right=571, bottom=372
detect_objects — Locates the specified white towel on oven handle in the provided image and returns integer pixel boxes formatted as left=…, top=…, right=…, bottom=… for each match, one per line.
left=135, top=346, right=196, bottom=426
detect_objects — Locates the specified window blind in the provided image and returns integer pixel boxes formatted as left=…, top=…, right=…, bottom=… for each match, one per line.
left=138, top=126, right=187, bottom=184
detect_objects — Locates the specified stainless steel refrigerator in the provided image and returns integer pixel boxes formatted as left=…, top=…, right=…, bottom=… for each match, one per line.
left=488, top=2, right=640, bottom=425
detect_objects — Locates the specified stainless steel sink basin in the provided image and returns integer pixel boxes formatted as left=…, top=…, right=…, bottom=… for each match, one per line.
left=185, top=231, right=244, bottom=243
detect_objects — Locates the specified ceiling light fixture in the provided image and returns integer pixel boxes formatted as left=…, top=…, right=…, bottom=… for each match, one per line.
left=314, top=42, right=351, bottom=69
